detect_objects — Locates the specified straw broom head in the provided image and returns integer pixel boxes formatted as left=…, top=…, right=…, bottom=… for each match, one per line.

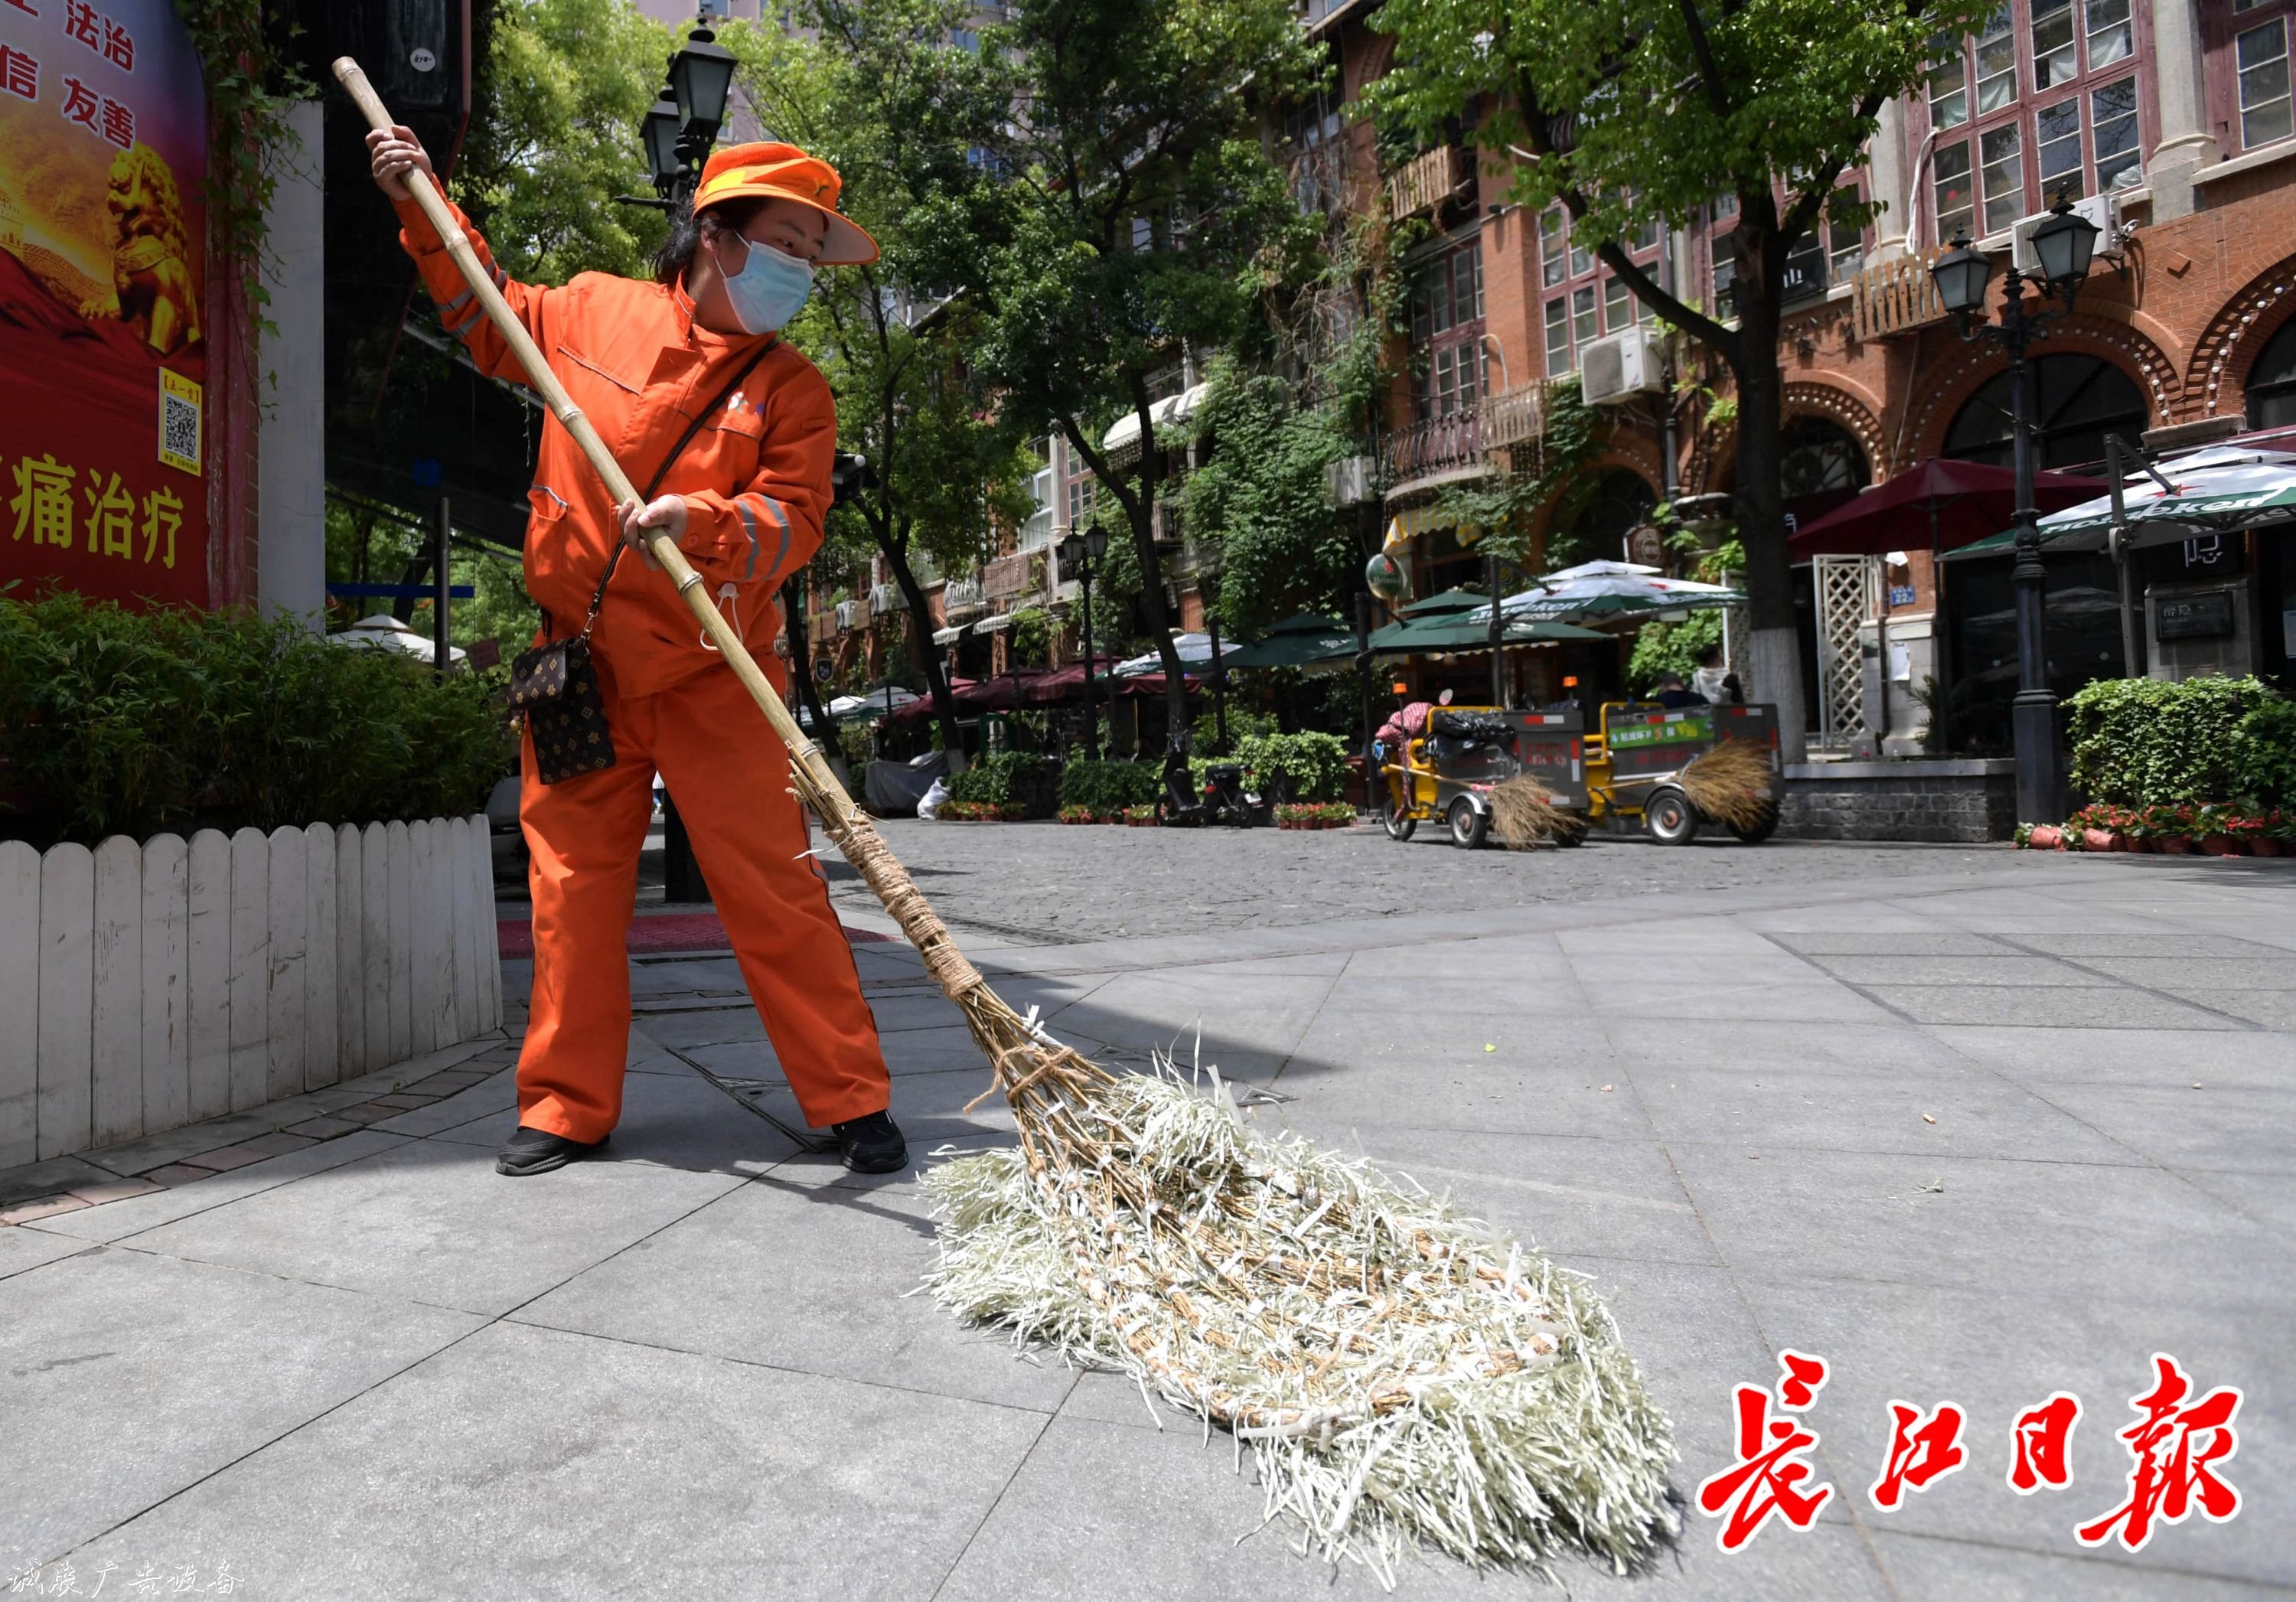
left=1678, top=738, right=1774, bottom=834
left=1489, top=775, right=1587, bottom=850
left=330, top=55, right=1675, bottom=1581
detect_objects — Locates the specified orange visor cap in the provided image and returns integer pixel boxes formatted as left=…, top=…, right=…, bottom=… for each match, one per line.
left=693, top=142, right=879, bottom=266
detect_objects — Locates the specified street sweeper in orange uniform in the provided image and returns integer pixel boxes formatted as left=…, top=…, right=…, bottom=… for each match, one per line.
left=368, top=126, right=904, bottom=1177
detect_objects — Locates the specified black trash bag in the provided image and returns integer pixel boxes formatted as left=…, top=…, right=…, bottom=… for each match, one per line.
left=1432, top=710, right=1513, bottom=746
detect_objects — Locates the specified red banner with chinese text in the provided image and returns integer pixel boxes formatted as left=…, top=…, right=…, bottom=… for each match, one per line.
left=0, top=0, right=209, bottom=608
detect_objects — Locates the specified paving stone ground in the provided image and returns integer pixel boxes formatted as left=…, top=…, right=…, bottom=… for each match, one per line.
left=3, top=836, right=2292, bottom=1600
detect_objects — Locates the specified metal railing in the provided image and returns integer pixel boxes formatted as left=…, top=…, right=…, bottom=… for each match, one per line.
left=982, top=549, right=1043, bottom=606
left=1386, top=145, right=1469, bottom=220
left=1381, top=407, right=1485, bottom=486
left=1849, top=249, right=1949, bottom=342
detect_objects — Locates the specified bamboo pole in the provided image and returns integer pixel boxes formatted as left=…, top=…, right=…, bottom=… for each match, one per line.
left=334, top=57, right=981, bottom=995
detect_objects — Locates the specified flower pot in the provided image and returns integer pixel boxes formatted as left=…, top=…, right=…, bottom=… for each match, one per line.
left=2116, top=834, right=2145, bottom=853
left=2027, top=824, right=2063, bottom=850
left=2199, top=834, right=2244, bottom=857
left=2082, top=828, right=2116, bottom=853
left=2154, top=835, right=2191, bottom=854
left=2251, top=838, right=2282, bottom=857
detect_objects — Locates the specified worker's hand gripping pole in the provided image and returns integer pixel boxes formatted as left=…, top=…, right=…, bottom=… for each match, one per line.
left=332, top=57, right=980, bottom=996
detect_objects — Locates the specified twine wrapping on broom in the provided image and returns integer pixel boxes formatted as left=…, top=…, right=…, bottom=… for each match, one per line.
left=334, top=57, right=1678, bottom=1581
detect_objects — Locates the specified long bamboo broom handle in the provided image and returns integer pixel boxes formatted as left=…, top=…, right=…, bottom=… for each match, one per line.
left=335, top=57, right=988, bottom=1003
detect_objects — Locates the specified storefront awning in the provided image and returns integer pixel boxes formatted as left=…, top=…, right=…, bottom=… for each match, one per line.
left=931, top=625, right=964, bottom=646
left=972, top=612, right=1013, bottom=634
left=1101, top=383, right=1209, bottom=458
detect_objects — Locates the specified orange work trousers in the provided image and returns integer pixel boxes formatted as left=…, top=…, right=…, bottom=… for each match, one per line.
left=515, top=654, right=889, bottom=1142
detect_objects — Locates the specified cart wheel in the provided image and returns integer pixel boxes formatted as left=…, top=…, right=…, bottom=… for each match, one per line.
left=1381, top=789, right=1417, bottom=841
left=1730, top=803, right=1780, bottom=844
left=1644, top=788, right=1701, bottom=847
left=1448, top=798, right=1490, bottom=850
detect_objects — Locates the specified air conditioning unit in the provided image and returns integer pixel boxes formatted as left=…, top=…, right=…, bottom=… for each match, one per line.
left=869, top=582, right=907, bottom=615
left=1579, top=327, right=1665, bottom=406
left=1323, top=455, right=1374, bottom=507
left=2010, top=192, right=2113, bottom=276
left=834, top=600, right=859, bottom=631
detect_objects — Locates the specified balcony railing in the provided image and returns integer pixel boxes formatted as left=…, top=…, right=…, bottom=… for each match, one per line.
left=982, top=549, right=1044, bottom=606
left=1849, top=249, right=1948, bottom=343
left=1386, top=144, right=1469, bottom=220
left=1381, top=408, right=1485, bottom=488
left=941, top=576, right=986, bottom=618
left=1479, top=380, right=1567, bottom=453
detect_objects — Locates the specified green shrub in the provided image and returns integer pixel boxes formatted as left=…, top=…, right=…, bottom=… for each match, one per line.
left=2066, top=675, right=2296, bottom=808
left=1056, top=759, right=1160, bottom=813
left=947, top=751, right=1056, bottom=816
left=1236, top=731, right=1350, bottom=801
left=0, top=593, right=516, bottom=847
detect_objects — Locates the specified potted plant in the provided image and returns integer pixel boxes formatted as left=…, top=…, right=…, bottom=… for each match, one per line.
left=1122, top=804, right=1157, bottom=827
left=1058, top=804, right=1097, bottom=825
left=2255, top=811, right=2290, bottom=857
left=2148, top=803, right=2196, bottom=853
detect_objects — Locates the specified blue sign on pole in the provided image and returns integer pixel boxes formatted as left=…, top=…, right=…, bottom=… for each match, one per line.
left=412, top=457, right=445, bottom=488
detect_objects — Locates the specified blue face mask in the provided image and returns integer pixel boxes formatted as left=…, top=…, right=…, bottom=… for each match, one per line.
left=716, top=234, right=814, bottom=334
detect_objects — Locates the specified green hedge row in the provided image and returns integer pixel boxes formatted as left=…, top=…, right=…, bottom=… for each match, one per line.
left=0, top=594, right=517, bottom=848
left=2066, top=675, right=2296, bottom=809
left=947, top=751, right=1058, bottom=816
left=1056, top=759, right=1163, bottom=814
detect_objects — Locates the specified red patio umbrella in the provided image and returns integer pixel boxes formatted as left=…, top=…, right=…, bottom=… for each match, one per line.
left=1788, top=458, right=2102, bottom=559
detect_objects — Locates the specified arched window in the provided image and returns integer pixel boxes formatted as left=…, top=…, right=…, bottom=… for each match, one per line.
left=1779, top=416, right=1873, bottom=501
left=1943, top=354, right=2148, bottom=472
left=2245, top=316, right=2296, bottom=431
left=1562, top=468, right=1658, bottom=560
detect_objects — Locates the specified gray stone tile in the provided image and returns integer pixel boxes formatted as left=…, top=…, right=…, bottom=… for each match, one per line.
left=514, top=1170, right=1075, bottom=1414
left=1930, top=1028, right=2296, bottom=1091
left=63, top=1320, right=1043, bottom=1600
left=0, top=1155, right=118, bottom=1209
left=0, top=1225, right=92, bottom=1281
left=1271, top=1055, right=1652, bottom=1141
left=2004, top=932, right=2293, bottom=961
left=2068, top=957, right=2296, bottom=990
left=0, top=1247, right=478, bottom=1581
left=1872, top=1531, right=2290, bottom=1602
left=1861, top=987, right=2244, bottom=1030
left=20, top=1131, right=413, bottom=1245
left=1588, top=980, right=1900, bottom=1025
left=367, top=1068, right=519, bottom=1137
left=2165, top=989, right=2296, bottom=1030
left=120, top=1139, right=743, bottom=1317
left=1803, top=954, right=2115, bottom=987
left=427, top=1064, right=804, bottom=1177
left=2180, top=1170, right=2296, bottom=1232
left=2032, top=1083, right=2296, bottom=1175
left=1668, top=1143, right=2277, bottom=1310
left=626, top=1004, right=765, bottom=1052
left=1603, top=1016, right=1978, bottom=1078
left=1764, top=930, right=2017, bottom=957
left=1628, top=1062, right=2138, bottom=1164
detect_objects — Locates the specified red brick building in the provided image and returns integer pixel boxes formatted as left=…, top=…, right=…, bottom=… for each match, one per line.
left=1310, top=0, right=2296, bottom=749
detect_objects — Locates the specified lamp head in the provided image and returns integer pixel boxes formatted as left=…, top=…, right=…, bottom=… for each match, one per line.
left=2030, top=191, right=2099, bottom=298
left=1929, top=232, right=1991, bottom=321
left=642, top=92, right=683, bottom=190
left=670, top=23, right=738, bottom=142
left=1084, top=520, right=1109, bottom=563
left=1056, top=531, right=1084, bottom=573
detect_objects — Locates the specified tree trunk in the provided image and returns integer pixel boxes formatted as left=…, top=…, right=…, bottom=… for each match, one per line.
left=1132, top=491, right=1189, bottom=752
left=777, top=576, right=852, bottom=788
left=1727, top=282, right=1810, bottom=764
left=885, top=537, right=968, bottom=773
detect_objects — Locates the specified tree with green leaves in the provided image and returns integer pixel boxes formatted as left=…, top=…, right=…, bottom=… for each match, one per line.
left=1370, top=0, right=1991, bottom=758
left=455, top=0, right=676, bottom=283
left=742, top=0, right=1033, bottom=763
left=966, top=0, right=1325, bottom=753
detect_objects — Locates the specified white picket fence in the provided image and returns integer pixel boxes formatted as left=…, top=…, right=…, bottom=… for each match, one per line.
left=0, top=814, right=501, bottom=1167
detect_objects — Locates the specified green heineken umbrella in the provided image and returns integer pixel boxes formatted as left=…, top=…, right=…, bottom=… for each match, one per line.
left=1218, top=612, right=1357, bottom=669
left=1367, top=615, right=1608, bottom=654
left=1946, top=445, right=2296, bottom=559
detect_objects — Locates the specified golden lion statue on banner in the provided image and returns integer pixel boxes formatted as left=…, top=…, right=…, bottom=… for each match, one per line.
left=80, top=142, right=202, bottom=355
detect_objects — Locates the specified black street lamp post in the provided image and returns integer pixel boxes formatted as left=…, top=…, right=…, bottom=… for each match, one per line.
left=1929, top=195, right=2099, bottom=827
left=623, top=15, right=739, bottom=210
left=1059, top=521, right=1110, bottom=761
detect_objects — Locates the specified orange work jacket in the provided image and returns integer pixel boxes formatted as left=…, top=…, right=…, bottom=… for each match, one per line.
left=393, top=197, right=832, bottom=697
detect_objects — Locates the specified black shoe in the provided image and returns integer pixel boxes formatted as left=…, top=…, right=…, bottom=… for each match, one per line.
left=496, top=1125, right=608, bottom=1177
left=833, top=1111, right=907, bottom=1174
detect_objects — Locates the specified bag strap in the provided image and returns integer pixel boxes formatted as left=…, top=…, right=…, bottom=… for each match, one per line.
left=567, top=340, right=778, bottom=643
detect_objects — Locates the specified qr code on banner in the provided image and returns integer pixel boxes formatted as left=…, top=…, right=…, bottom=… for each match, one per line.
left=158, top=369, right=203, bottom=475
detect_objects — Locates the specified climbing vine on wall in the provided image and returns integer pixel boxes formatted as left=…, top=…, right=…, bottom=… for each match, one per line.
left=171, top=0, right=312, bottom=330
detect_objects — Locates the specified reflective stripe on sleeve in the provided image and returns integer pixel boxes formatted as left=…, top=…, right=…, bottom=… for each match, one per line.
left=733, top=498, right=761, bottom=581
left=738, top=494, right=792, bottom=582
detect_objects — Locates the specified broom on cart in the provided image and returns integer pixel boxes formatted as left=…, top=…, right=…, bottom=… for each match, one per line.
left=337, top=59, right=1675, bottom=1580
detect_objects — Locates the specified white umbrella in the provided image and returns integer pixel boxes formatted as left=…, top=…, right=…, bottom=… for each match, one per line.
left=1113, top=631, right=1234, bottom=677
left=2033, top=445, right=2296, bottom=551
left=1469, top=573, right=1743, bottom=624
left=827, top=686, right=921, bottom=720
left=327, top=612, right=468, bottom=666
